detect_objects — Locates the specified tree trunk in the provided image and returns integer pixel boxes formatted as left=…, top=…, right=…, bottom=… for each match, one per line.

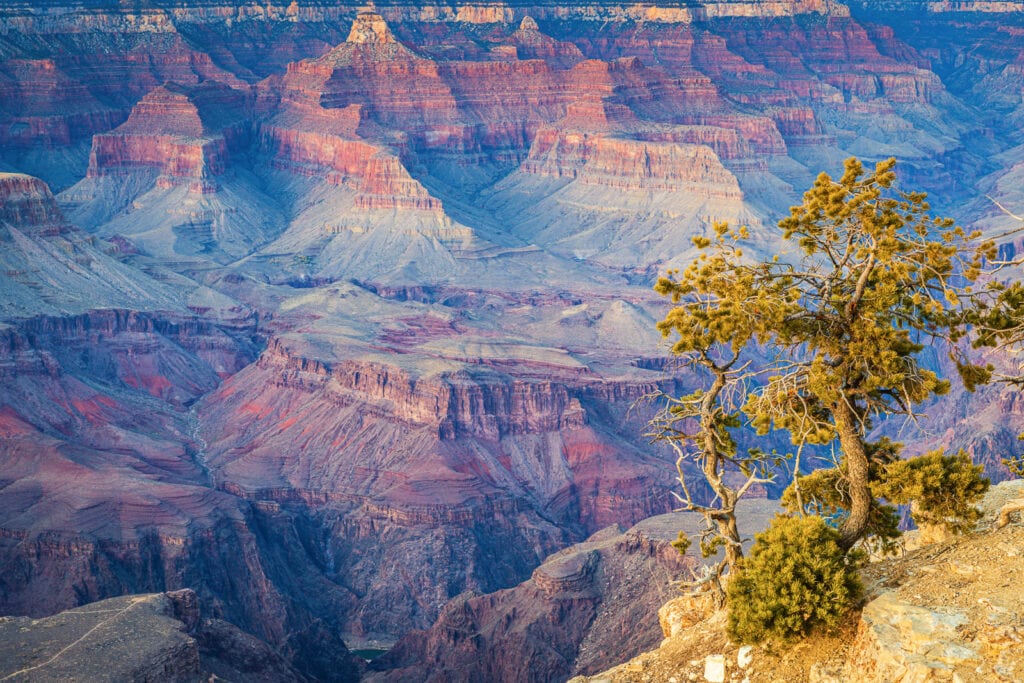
left=833, top=398, right=872, bottom=551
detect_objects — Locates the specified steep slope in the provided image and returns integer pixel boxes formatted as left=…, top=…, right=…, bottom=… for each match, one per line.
left=370, top=520, right=691, bottom=683
left=0, top=172, right=180, bottom=317
left=62, top=82, right=284, bottom=263
left=571, top=480, right=1024, bottom=683
left=0, top=589, right=314, bottom=682
left=1, top=3, right=1024, bottom=680
left=196, top=326, right=684, bottom=639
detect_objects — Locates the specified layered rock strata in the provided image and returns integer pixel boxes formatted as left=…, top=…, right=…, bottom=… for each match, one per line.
left=0, top=173, right=180, bottom=317
left=195, top=335, right=684, bottom=637
left=85, top=81, right=251, bottom=193
left=369, top=518, right=693, bottom=683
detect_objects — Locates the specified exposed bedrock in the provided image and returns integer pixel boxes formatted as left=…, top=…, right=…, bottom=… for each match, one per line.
left=0, top=313, right=373, bottom=680
left=0, top=591, right=208, bottom=682
left=368, top=518, right=693, bottom=683
left=85, top=81, right=252, bottom=193
left=1, top=3, right=1022, bottom=679
left=0, top=306, right=687, bottom=651
left=0, top=172, right=184, bottom=317
left=0, top=172, right=66, bottom=234
left=194, top=338, right=685, bottom=636
left=523, top=129, right=743, bottom=196
left=0, top=523, right=363, bottom=681
left=0, top=58, right=125, bottom=152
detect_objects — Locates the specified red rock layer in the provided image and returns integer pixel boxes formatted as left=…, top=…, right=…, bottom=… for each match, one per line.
left=199, top=335, right=681, bottom=551
left=523, top=130, right=743, bottom=196
left=0, top=20, right=248, bottom=168
left=0, top=312, right=366, bottom=679
left=251, top=338, right=598, bottom=440
left=691, top=16, right=940, bottom=117
left=273, top=12, right=786, bottom=168
left=85, top=82, right=250, bottom=193
left=0, top=59, right=124, bottom=150
left=259, top=100, right=444, bottom=212
left=509, top=15, right=586, bottom=67
left=0, top=173, right=67, bottom=234
left=370, top=524, right=692, bottom=683
left=355, top=155, right=443, bottom=211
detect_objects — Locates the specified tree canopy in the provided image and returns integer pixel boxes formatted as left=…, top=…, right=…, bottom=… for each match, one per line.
left=654, top=157, right=993, bottom=621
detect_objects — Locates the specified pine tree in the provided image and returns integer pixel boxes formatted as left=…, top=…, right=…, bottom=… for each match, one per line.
left=657, top=157, right=991, bottom=553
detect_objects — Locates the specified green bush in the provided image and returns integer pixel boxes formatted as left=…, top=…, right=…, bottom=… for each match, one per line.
left=781, top=467, right=902, bottom=554
left=873, top=449, right=989, bottom=535
left=726, top=515, right=862, bottom=644
left=1004, top=448, right=1024, bottom=479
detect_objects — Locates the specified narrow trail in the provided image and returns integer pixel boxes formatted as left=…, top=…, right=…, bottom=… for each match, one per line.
left=0, top=598, right=147, bottom=681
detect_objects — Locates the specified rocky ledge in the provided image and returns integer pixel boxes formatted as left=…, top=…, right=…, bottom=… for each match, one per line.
left=0, top=589, right=311, bottom=682
left=570, top=479, right=1024, bottom=683
left=368, top=516, right=696, bottom=683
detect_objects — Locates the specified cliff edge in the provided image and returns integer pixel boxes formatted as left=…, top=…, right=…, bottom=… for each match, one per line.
left=572, top=479, right=1024, bottom=683
left=0, top=589, right=323, bottom=682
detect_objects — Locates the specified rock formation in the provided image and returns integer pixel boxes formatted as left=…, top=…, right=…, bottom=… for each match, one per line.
left=62, top=81, right=284, bottom=262
left=0, top=589, right=319, bottom=682
left=0, top=173, right=180, bottom=317
left=195, top=330, right=685, bottom=637
left=1, top=1, right=1024, bottom=680
left=571, top=480, right=1024, bottom=683
left=369, top=519, right=693, bottom=683
left=85, top=81, right=251, bottom=192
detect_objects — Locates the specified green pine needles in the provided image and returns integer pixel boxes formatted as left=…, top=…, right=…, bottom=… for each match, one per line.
left=726, top=515, right=862, bottom=644
left=654, top=156, right=998, bottom=643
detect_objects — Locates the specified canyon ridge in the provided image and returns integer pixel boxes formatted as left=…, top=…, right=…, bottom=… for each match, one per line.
left=1, top=1, right=1023, bottom=680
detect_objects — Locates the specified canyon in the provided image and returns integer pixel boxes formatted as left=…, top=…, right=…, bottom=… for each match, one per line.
left=1, top=1, right=1023, bottom=680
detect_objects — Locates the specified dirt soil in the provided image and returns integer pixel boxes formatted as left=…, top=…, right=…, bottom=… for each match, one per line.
left=572, top=480, right=1024, bottom=683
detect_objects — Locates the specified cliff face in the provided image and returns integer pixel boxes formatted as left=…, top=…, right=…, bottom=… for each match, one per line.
left=0, top=58, right=124, bottom=155
left=2, top=1, right=1009, bottom=277
left=572, top=481, right=1024, bottom=683
left=194, top=336, right=683, bottom=637
left=0, top=172, right=66, bottom=233
left=0, top=589, right=342, bottom=682
left=369, top=518, right=693, bottom=683
left=523, top=131, right=743, bottom=196
left=86, top=82, right=251, bottom=194
left=0, top=173, right=182, bottom=317
left=2, top=2, right=1024, bottom=680
left=0, top=310, right=372, bottom=680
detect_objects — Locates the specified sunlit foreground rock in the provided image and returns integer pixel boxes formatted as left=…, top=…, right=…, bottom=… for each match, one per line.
left=571, top=480, right=1024, bottom=682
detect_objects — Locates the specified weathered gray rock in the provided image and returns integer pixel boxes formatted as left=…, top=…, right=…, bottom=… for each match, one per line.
left=844, top=592, right=978, bottom=681
left=0, top=591, right=201, bottom=682
left=0, top=590, right=311, bottom=682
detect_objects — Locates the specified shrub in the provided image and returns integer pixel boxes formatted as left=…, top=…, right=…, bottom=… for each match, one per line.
left=726, top=515, right=862, bottom=644
left=873, top=449, right=989, bottom=534
left=781, top=467, right=902, bottom=554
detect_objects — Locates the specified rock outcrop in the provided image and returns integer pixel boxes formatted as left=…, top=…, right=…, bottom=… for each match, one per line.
left=0, top=173, right=180, bottom=317
left=834, top=480, right=1024, bottom=682
left=573, top=481, right=1024, bottom=683
left=195, top=334, right=684, bottom=637
left=85, top=81, right=251, bottom=193
left=369, top=517, right=694, bottom=683
left=0, top=308, right=374, bottom=680
left=61, top=81, right=284, bottom=261
left=0, top=171, right=67, bottom=233
left=2, top=3, right=1024, bottom=680
left=0, top=591, right=204, bottom=682
left=0, top=589, right=316, bottom=682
